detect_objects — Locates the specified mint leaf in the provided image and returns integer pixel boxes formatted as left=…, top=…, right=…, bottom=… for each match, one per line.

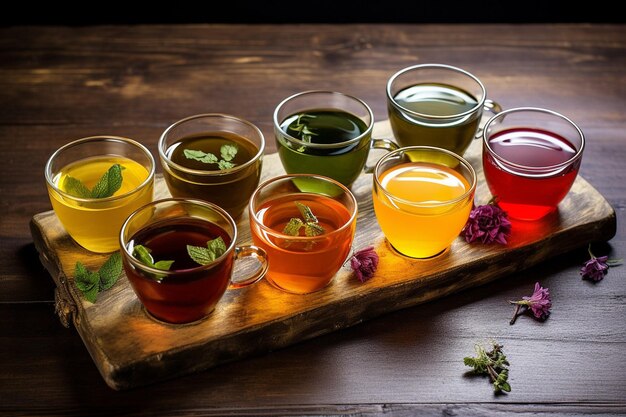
left=74, top=253, right=123, bottom=303
left=98, top=252, right=122, bottom=291
left=187, top=245, right=215, bottom=265
left=187, top=236, right=227, bottom=265
left=304, top=222, right=325, bottom=237
left=90, top=164, right=125, bottom=198
left=207, top=236, right=227, bottom=256
left=82, top=283, right=99, bottom=303
left=184, top=149, right=219, bottom=164
left=64, top=176, right=92, bottom=198
left=220, top=144, right=238, bottom=162
left=283, top=218, right=304, bottom=236
left=132, top=245, right=174, bottom=271
left=64, top=164, right=125, bottom=199
left=154, top=260, right=175, bottom=270
left=217, top=160, right=235, bottom=170
left=296, top=201, right=318, bottom=224
left=282, top=202, right=325, bottom=239
left=74, top=262, right=99, bottom=292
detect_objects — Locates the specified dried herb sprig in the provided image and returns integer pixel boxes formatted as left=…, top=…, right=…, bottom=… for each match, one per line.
left=463, top=341, right=511, bottom=393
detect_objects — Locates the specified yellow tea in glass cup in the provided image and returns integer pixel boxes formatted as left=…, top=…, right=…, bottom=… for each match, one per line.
left=159, top=114, right=265, bottom=219
left=249, top=174, right=357, bottom=294
left=45, top=136, right=155, bottom=253
left=373, top=146, right=476, bottom=258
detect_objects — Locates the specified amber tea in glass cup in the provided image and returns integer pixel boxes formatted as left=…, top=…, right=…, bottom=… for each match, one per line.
left=274, top=90, right=398, bottom=188
left=249, top=174, right=357, bottom=294
left=373, top=146, right=476, bottom=258
left=120, top=198, right=268, bottom=325
left=386, top=63, right=501, bottom=156
left=482, top=107, right=585, bottom=221
left=45, top=136, right=155, bottom=253
left=159, top=114, right=265, bottom=219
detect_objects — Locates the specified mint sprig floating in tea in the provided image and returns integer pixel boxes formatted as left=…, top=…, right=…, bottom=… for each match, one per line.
left=463, top=341, right=511, bottom=394
left=132, top=245, right=175, bottom=271
left=282, top=202, right=325, bottom=237
left=64, top=164, right=125, bottom=199
left=288, top=114, right=318, bottom=152
left=183, top=143, right=238, bottom=170
left=74, top=252, right=123, bottom=303
left=187, top=236, right=227, bottom=265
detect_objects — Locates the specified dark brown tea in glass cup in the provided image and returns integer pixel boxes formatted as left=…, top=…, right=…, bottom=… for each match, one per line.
left=120, top=198, right=267, bottom=325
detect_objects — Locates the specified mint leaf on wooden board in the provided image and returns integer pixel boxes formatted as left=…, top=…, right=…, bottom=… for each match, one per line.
left=74, top=252, right=123, bottom=303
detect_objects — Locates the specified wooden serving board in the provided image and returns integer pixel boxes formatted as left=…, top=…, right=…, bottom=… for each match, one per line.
left=30, top=121, right=616, bottom=390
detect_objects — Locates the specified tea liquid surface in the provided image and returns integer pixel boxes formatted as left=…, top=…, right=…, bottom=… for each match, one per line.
left=394, top=83, right=478, bottom=117
left=166, top=132, right=257, bottom=171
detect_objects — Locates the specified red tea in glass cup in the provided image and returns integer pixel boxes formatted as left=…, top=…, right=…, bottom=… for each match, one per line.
left=482, top=107, right=585, bottom=221
left=120, top=198, right=267, bottom=324
left=249, top=174, right=357, bottom=294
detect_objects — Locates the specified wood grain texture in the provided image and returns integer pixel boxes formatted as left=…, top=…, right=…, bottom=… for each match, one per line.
left=2, top=24, right=626, bottom=415
left=30, top=120, right=615, bottom=389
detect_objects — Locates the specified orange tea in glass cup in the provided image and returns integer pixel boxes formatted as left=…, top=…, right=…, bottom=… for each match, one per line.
left=249, top=174, right=357, bottom=294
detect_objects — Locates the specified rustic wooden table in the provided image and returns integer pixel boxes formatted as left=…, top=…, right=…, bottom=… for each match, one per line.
left=1, top=24, right=625, bottom=416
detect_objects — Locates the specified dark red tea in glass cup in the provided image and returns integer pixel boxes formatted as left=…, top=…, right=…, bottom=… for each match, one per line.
left=482, top=107, right=585, bottom=221
left=120, top=198, right=267, bottom=325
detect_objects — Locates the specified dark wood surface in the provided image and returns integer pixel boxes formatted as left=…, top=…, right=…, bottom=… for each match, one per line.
left=1, top=24, right=625, bottom=415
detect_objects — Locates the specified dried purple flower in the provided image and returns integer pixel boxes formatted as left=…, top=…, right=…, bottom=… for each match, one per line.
left=509, top=282, right=552, bottom=325
left=580, top=245, right=622, bottom=282
left=350, top=246, right=379, bottom=283
left=462, top=203, right=511, bottom=245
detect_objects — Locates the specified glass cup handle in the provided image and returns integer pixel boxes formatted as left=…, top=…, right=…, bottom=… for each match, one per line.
left=229, top=245, right=269, bottom=289
left=364, top=138, right=400, bottom=173
left=475, top=99, right=503, bottom=139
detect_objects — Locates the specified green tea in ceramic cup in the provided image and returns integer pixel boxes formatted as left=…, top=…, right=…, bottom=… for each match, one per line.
left=274, top=90, right=398, bottom=188
left=159, top=114, right=265, bottom=219
left=386, top=63, right=501, bottom=156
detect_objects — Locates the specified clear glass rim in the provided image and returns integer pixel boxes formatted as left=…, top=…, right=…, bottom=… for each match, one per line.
left=272, top=90, right=374, bottom=149
left=249, top=173, right=358, bottom=240
left=482, top=107, right=585, bottom=172
left=386, top=63, right=487, bottom=120
left=44, top=135, right=155, bottom=203
left=158, top=113, right=266, bottom=177
left=120, top=198, right=237, bottom=277
left=374, top=145, right=477, bottom=208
